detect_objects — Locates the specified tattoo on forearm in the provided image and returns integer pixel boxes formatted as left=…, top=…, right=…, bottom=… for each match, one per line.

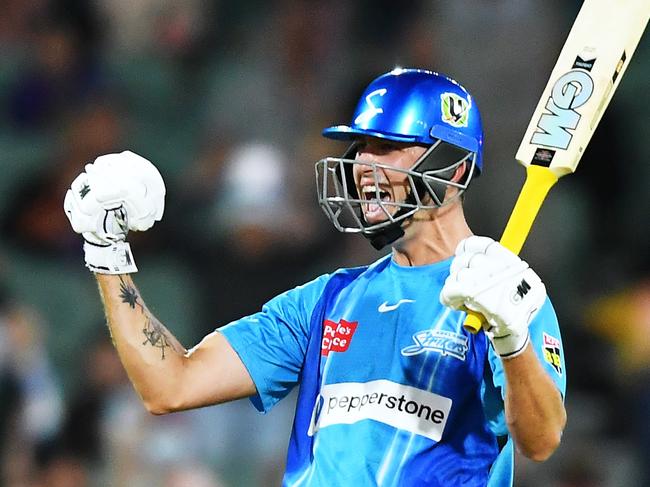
left=118, top=276, right=174, bottom=360
left=142, top=315, right=172, bottom=359
left=119, top=279, right=139, bottom=309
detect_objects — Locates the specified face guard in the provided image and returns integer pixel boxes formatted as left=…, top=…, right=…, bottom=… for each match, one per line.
left=316, top=139, right=478, bottom=249
left=317, top=68, right=484, bottom=249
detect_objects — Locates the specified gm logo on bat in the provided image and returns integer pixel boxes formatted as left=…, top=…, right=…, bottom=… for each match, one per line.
left=530, top=67, right=595, bottom=150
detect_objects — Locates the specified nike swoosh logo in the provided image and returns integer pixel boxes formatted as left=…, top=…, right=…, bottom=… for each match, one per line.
left=378, top=299, right=415, bottom=313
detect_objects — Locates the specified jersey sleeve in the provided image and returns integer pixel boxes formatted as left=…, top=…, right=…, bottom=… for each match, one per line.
left=219, top=274, right=330, bottom=413
left=481, top=297, right=567, bottom=435
left=529, top=298, right=566, bottom=397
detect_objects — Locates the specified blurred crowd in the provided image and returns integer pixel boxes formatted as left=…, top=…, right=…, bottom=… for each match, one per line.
left=0, top=0, right=648, bottom=486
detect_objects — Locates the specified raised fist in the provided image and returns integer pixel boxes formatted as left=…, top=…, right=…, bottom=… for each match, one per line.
left=64, top=151, right=165, bottom=274
left=440, top=236, right=546, bottom=359
left=64, top=150, right=165, bottom=235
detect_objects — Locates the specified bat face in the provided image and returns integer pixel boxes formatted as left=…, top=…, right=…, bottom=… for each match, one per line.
left=530, top=60, right=595, bottom=151
left=464, top=0, right=647, bottom=334
left=515, top=0, right=649, bottom=177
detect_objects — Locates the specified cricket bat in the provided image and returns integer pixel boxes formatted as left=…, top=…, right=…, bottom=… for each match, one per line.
left=464, top=0, right=649, bottom=333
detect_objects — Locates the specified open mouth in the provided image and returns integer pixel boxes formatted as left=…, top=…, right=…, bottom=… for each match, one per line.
left=361, top=184, right=392, bottom=222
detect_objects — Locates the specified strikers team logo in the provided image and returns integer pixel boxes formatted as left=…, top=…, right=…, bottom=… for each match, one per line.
left=401, top=329, right=468, bottom=361
left=543, top=332, right=563, bottom=376
left=441, top=92, right=471, bottom=128
left=322, top=319, right=358, bottom=356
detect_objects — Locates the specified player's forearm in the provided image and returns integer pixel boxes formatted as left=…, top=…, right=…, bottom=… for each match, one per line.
left=502, top=344, right=566, bottom=462
left=96, top=273, right=189, bottom=414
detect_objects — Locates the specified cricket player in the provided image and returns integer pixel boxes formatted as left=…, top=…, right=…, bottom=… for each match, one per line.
left=64, top=68, right=566, bottom=486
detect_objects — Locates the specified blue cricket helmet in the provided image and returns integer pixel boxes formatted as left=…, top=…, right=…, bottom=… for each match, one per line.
left=322, top=68, right=483, bottom=172
left=316, top=68, right=484, bottom=249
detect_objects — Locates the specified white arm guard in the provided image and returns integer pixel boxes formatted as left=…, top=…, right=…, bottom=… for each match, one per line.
left=63, top=151, right=165, bottom=274
left=440, top=236, right=546, bottom=358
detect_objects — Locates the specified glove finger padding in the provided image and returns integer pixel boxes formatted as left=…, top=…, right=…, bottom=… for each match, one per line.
left=86, top=151, right=165, bottom=232
left=449, top=252, right=517, bottom=278
left=455, top=235, right=503, bottom=257
left=451, top=236, right=520, bottom=274
left=123, top=150, right=166, bottom=220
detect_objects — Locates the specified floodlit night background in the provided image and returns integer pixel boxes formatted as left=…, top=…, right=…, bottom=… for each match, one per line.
left=0, top=1, right=648, bottom=486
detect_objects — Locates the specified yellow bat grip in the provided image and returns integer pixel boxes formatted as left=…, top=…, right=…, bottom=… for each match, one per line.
left=463, top=165, right=559, bottom=333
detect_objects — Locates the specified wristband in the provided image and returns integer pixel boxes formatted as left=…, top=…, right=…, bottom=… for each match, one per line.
left=83, top=240, right=138, bottom=274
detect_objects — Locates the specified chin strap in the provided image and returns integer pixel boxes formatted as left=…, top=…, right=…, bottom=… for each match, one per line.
left=364, top=181, right=426, bottom=249
left=367, top=223, right=405, bottom=250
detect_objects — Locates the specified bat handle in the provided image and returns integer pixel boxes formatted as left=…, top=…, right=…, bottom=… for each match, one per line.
left=463, top=311, right=485, bottom=333
left=462, top=165, right=559, bottom=334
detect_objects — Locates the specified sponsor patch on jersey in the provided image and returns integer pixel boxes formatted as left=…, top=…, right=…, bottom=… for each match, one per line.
left=308, top=380, right=452, bottom=442
left=401, top=329, right=468, bottom=361
left=542, top=332, right=562, bottom=376
left=321, top=319, right=358, bottom=356
left=441, top=92, right=471, bottom=128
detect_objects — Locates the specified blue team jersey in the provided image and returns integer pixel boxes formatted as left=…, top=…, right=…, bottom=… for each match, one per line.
left=221, top=255, right=566, bottom=487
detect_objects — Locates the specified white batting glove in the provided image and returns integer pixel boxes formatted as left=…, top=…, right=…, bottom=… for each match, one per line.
left=440, top=236, right=546, bottom=359
left=63, top=151, right=166, bottom=274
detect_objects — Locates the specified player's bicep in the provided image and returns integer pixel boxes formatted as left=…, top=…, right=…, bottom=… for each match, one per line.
left=219, top=309, right=309, bottom=413
left=177, top=331, right=257, bottom=410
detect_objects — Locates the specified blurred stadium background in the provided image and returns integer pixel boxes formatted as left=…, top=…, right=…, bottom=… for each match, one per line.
left=0, top=0, right=648, bottom=486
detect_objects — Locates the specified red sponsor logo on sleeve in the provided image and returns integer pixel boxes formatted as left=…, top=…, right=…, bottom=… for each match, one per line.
left=321, top=319, right=358, bottom=356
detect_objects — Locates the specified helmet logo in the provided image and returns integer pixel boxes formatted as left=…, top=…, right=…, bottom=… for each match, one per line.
left=354, top=89, right=387, bottom=127
left=441, top=92, right=471, bottom=128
